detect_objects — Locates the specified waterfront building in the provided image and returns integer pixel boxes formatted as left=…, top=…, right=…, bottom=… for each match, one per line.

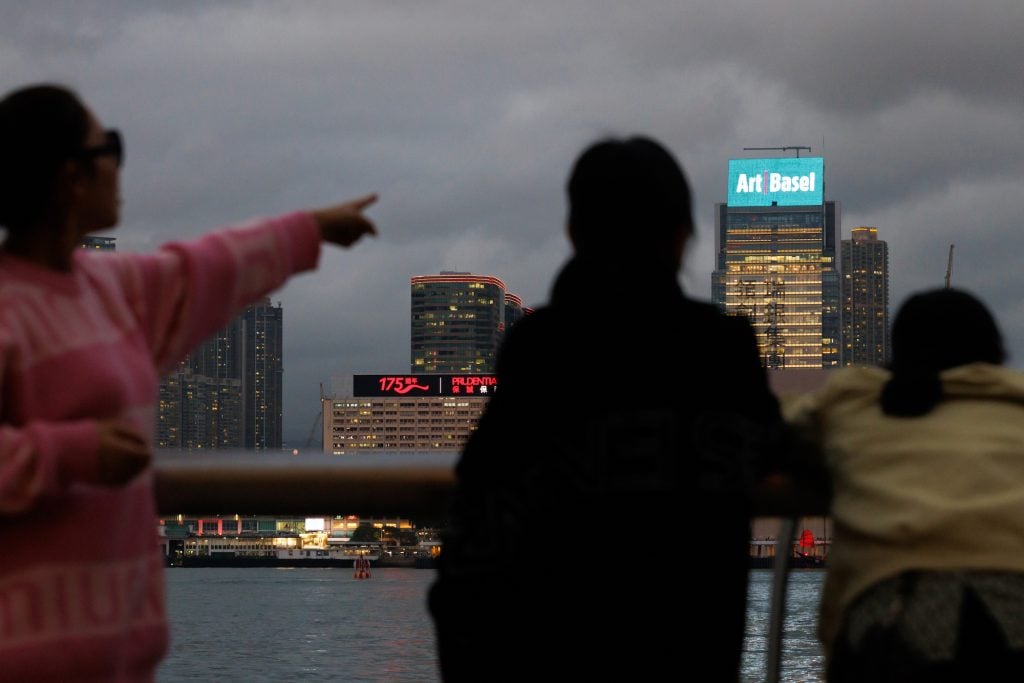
left=79, top=235, right=116, bottom=250
left=712, top=156, right=840, bottom=368
left=160, top=513, right=413, bottom=540
left=841, top=227, right=890, bottom=366
left=156, top=513, right=418, bottom=566
left=156, top=296, right=283, bottom=451
left=410, top=272, right=511, bottom=374
left=322, top=373, right=494, bottom=454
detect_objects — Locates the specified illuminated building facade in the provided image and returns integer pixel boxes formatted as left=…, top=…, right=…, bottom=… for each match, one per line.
left=411, top=272, right=509, bottom=374
left=79, top=235, right=116, bottom=251
left=322, top=374, right=495, bottom=454
left=712, top=157, right=840, bottom=368
left=841, top=227, right=889, bottom=366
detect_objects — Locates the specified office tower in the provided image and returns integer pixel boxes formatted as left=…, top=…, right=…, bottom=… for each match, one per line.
left=841, top=227, right=890, bottom=366
left=712, top=156, right=840, bottom=368
left=504, top=292, right=533, bottom=331
left=79, top=235, right=116, bottom=250
left=410, top=272, right=509, bottom=374
left=156, top=297, right=283, bottom=451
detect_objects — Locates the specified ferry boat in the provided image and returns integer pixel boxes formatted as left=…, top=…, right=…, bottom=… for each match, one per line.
left=168, top=534, right=382, bottom=568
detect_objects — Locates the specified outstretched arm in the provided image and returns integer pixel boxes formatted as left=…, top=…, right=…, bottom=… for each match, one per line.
left=103, top=194, right=379, bottom=375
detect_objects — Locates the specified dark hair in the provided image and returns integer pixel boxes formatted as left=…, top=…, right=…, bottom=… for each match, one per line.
left=567, top=135, right=692, bottom=259
left=881, top=287, right=1006, bottom=417
left=0, top=84, right=91, bottom=232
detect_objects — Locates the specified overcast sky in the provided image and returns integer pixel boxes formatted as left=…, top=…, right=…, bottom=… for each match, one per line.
left=3, top=1, right=1022, bottom=447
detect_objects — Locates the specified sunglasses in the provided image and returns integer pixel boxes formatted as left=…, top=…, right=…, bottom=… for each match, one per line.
left=75, top=129, right=123, bottom=168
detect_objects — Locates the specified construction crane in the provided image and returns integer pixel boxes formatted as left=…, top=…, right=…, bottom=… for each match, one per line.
left=945, top=244, right=955, bottom=288
left=743, top=145, right=812, bottom=157
left=303, top=383, right=326, bottom=451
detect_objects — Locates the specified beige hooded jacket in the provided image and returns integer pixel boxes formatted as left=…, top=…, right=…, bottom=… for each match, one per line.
left=784, top=363, right=1024, bottom=654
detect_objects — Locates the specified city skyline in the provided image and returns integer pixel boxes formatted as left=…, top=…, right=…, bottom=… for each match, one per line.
left=15, top=2, right=1020, bottom=444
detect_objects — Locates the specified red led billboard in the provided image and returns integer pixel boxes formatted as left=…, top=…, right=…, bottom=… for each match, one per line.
left=353, top=374, right=498, bottom=397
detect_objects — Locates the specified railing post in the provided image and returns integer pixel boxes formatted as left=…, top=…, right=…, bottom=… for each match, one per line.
left=766, top=516, right=797, bottom=683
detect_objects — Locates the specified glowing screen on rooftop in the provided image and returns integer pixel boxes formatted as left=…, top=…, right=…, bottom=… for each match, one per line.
left=727, top=157, right=824, bottom=207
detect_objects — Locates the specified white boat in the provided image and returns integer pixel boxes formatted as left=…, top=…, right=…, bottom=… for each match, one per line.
left=170, top=534, right=382, bottom=567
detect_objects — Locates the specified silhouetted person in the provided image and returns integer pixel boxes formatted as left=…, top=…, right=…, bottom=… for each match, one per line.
left=0, top=83, right=376, bottom=682
left=429, top=135, right=786, bottom=682
left=785, top=287, right=1024, bottom=682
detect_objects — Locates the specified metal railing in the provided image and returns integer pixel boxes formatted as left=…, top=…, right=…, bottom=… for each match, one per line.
left=154, top=450, right=458, bottom=516
left=154, top=450, right=828, bottom=516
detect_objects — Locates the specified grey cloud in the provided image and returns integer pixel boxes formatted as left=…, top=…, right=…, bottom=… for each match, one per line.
left=2, top=1, right=1021, bottom=443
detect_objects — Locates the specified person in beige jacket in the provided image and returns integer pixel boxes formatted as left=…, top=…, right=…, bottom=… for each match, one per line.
left=785, top=287, right=1024, bottom=682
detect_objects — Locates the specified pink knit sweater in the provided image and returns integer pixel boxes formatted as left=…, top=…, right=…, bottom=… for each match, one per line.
left=0, top=212, right=321, bottom=682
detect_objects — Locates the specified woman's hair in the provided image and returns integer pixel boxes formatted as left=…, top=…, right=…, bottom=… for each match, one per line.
left=881, top=287, right=1006, bottom=417
left=566, top=135, right=693, bottom=259
left=0, top=84, right=91, bottom=232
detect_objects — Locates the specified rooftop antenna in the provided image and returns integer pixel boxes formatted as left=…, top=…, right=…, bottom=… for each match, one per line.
left=743, top=146, right=812, bottom=157
left=945, top=244, right=955, bottom=289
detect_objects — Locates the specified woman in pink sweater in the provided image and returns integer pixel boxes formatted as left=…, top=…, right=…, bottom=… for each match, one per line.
left=0, top=83, right=377, bottom=681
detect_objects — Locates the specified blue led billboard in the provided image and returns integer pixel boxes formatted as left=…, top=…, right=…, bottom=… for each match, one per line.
left=727, top=157, right=824, bottom=207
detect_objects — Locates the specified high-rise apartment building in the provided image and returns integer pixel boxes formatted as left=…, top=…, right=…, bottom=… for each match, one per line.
left=712, top=156, right=840, bottom=368
left=156, top=296, right=283, bottom=451
left=240, top=297, right=284, bottom=450
left=410, top=272, right=514, bottom=374
left=156, top=363, right=243, bottom=449
left=841, top=227, right=890, bottom=366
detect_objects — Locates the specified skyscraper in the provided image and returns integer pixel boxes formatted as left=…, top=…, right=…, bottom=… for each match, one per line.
left=712, top=156, right=840, bottom=368
left=156, top=296, right=283, bottom=451
left=240, top=297, right=284, bottom=450
left=410, top=272, right=510, bottom=374
left=503, top=292, right=532, bottom=331
left=841, top=227, right=890, bottom=366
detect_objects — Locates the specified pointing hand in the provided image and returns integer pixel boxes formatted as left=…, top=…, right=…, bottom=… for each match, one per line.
left=312, top=194, right=378, bottom=247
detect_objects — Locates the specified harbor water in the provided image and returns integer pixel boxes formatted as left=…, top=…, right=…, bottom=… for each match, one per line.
left=741, top=569, right=826, bottom=683
left=159, top=567, right=825, bottom=682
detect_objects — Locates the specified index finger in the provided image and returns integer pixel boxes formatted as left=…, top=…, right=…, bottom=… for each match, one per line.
left=350, top=193, right=378, bottom=211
